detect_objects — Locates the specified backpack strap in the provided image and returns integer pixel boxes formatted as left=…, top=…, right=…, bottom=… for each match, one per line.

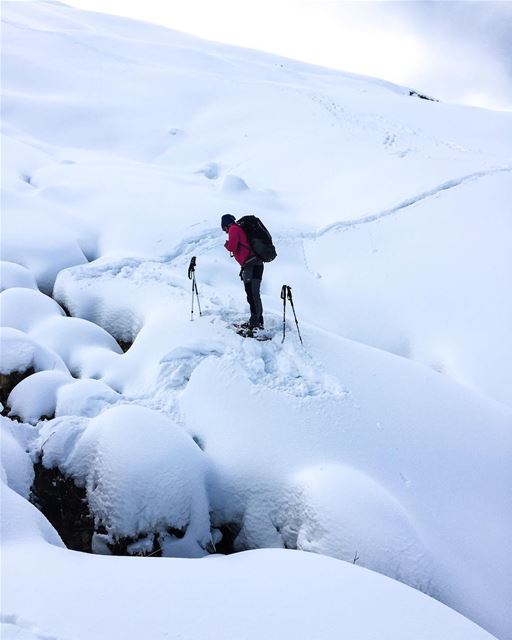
left=235, top=223, right=254, bottom=253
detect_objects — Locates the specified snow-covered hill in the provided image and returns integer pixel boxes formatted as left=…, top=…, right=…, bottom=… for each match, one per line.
left=1, top=2, right=511, bottom=639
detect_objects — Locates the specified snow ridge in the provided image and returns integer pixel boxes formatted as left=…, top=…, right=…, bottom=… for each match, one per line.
left=316, top=164, right=512, bottom=235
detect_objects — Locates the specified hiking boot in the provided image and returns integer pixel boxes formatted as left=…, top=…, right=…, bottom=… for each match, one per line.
left=236, top=326, right=271, bottom=341
left=236, top=326, right=253, bottom=338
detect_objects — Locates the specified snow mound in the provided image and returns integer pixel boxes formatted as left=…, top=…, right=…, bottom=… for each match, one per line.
left=53, top=261, right=146, bottom=343
left=0, top=288, right=65, bottom=332
left=7, top=370, right=72, bottom=424
left=0, top=213, right=90, bottom=294
left=55, top=378, right=121, bottom=418
left=197, top=161, right=220, bottom=179
left=29, top=315, right=122, bottom=376
left=221, top=174, right=249, bottom=192
left=0, top=415, right=63, bottom=548
left=0, top=416, right=34, bottom=498
left=0, top=261, right=38, bottom=292
left=228, top=463, right=432, bottom=593
left=38, top=405, right=213, bottom=555
left=0, top=328, right=68, bottom=376
left=0, top=479, right=64, bottom=548
left=280, top=464, right=432, bottom=592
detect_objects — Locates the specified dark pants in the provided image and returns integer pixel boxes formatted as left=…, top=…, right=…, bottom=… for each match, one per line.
left=242, top=263, right=264, bottom=328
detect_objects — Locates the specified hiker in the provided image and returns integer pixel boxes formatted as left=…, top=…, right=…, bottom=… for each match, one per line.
left=221, top=214, right=264, bottom=332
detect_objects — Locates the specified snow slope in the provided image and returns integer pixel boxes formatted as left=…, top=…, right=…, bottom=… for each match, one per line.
left=1, top=2, right=511, bottom=639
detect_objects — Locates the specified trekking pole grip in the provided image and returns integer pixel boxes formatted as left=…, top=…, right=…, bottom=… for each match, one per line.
left=188, top=256, right=197, bottom=280
left=281, top=284, right=287, bottom=343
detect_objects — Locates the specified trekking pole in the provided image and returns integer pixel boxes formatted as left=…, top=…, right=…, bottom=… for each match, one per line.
left=194, top=276, right=202, bottom=317
left=281, top=284, right=287, bottom=343
left=188, top=256, right=202, bottom=321
left=286, top=286, right=303, bottom=345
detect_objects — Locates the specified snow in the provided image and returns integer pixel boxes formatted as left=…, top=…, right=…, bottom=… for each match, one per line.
left=36, top=404, right=213, bottom=555
left=0, top=416, right=34, bottom=498
left=304, top=169, right=512, bottom=406
left=55, top=378, right=120, bottom=418
left=0, top=418, right=62, bottom=549
left=0, top=262, right=38, bottom=293
left=179, top=328, right=512, bottom=631
left=1, top=1, right=511, bottom=639
left=275, top=463, right=431, bottom=589
left=221, top=174, right=250, bottom=192
left=29, top=315, right=122, bottom=376
left=0, top=328, right=68, bottom=376
left=0, top=289, right=65, bottom=333
left=7, top=370, right=72, bottom=424
left=1, top=544, right=496, bottom=640
left=0, top=209, right=92, bottom=295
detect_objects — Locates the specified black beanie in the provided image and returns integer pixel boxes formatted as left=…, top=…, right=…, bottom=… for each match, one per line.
left=221, top=214, right=236, bottom=230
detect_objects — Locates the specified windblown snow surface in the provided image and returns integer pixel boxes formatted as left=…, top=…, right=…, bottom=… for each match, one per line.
left=1, top=2, right=511, bottom=639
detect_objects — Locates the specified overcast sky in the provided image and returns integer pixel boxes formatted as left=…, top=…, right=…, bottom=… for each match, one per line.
left=65, top=0, right=512, bottom=111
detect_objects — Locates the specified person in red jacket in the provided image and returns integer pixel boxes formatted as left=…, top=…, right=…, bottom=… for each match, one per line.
left=221, top=214, right=264, bottom=334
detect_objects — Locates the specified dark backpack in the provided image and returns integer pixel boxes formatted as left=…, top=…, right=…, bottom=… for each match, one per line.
left=236, top=215, right=277, bottom=263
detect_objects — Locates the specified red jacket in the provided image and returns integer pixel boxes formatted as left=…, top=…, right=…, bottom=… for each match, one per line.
left=224, top=224, right=254, bottom=266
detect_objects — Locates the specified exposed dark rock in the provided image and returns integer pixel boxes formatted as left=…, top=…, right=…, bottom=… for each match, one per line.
left=109, top=533, right=161, bottom=557
left=214, top=522, right=242, bottom=555
left=30, top=461, right=94, bottom=552
left=108, top=526, right=186, bottom=557
left=20, top=173, right=33, bottom=186
left=192, top=434, right=205, bottom=451
left=167, top=525, right=186, bottom=540
left=0, top=368, right=35, bottom=407
left=58, top=301, right=72, bottom=317
left=117, top=340, right=133, bottom=353
left=30, top=461, right=195, bottom=556
left=409, top=89, right=438, bottom=102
